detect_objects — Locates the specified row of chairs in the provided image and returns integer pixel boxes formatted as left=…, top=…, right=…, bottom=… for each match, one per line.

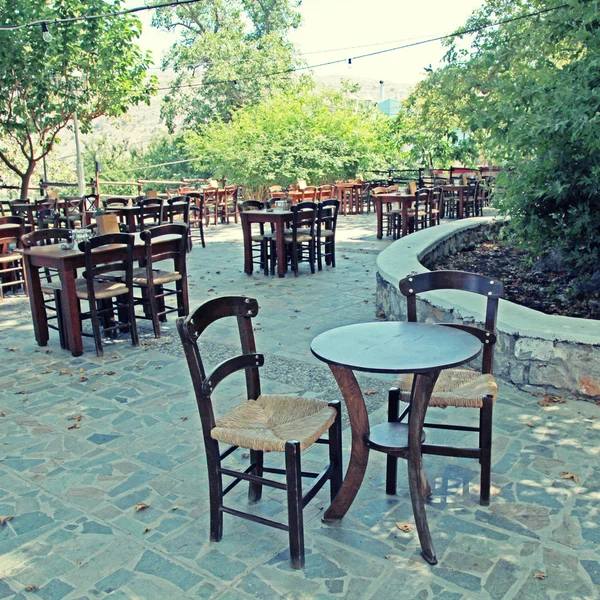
left=177, top=270, right=501, bottom=568
left=242, top=199, right=340, bottom=277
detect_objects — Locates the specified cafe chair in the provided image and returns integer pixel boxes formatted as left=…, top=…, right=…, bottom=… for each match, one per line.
left=76, top=233, right=138, bottom=357
left=57, top=197, right=85, bottom=229
left=136, top=197, right=165, bottom=231
left=203, top=186, right=220, bottom=226
left=222, top=185, right=239, bottom=224
left=280, top=201, right=317, bottom=276
left=177, top=296, right=342, bottom=569
left=9, top=202, right=36, bottom=233
left=187, top=192, right=206, bottom=249
left=373, top=270, right=503, bottom=506
left=316, top=199, right=340, bottom=271
left=317, top=184, right=335, bottom=201
left=0, top=217, right=26, bottom=301
left=129, top=223, right=188, bottom=338
left=21, top=229, right=72, bottom=348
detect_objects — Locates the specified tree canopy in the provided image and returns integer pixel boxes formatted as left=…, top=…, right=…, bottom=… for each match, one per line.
left=185, top=81, right=390, bottom=192
left=0, top=0, right=156, bottom=199
left=153, top=0, right=303, bottom=130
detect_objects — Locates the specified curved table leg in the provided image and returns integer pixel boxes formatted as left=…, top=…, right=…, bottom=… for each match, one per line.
left=323, top=364, right=369, bottom=522
left=408, top=370, right=440, bottom=565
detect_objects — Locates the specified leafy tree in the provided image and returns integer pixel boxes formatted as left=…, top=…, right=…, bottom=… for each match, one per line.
left=412, top=0, right=600, bottom=282
left=186, top=80, right=389, bottom=192
left=0, top=0, right=156, bottom=200
left=152, top=0, right=302, bottom=130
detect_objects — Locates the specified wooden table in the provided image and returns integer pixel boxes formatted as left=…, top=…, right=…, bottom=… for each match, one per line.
left=240, top=209, right=292, bottom=278
left=373, top=193, right=416, bottom=239
left=335, top=183, right=363, bottom=216
left=22, top=233, right=183, bottom=356
left=441, top=185, right=470, bottom=219
left=311, top=321, right=482, bottom=564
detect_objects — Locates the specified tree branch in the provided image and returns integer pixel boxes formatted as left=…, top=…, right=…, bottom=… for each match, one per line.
left=0, top=148, right=24, bottom=178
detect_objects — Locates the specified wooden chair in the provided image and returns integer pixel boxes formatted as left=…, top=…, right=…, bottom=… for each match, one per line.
left=370, top=270, right=503, bottom=506
left=268, top=185, right=284, bottom=199
left=316, top=199, right=340, bottom=271
left=0, top=217, right=25, bottom=301
left=186, top=192, right=206, bottom=248
left=222, top=185, right=239, bottom=224
left=281, top=201, right=317, bottom=276
left=176, top=295, right=342, bottom=569
left=301, top=186, right=318, bottom=202
left=21, top=229, right=72, bottom=348
left=76, top=233, right=138, bottom=357
left=317, top=185, right=335, bottom=201
left=203, top=187, right=219, bottom=226
left=9, top=202, right=35, bottom=233
left=135, top=198, right=165, bottom=231
left=56, top=197, right=85, bottom=229
left=125, top=223, right=189, bottom=338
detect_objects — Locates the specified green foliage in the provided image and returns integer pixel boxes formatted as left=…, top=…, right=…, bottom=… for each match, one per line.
left=185, top=81, right=390, bottom=192
left=153, top=0, right=302, bottom=130
left=414, top=0, right=600, bottom=275
left=0, top=0, right=156, bottom=199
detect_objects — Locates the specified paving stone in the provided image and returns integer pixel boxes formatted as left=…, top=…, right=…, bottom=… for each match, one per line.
left=95, top=568, right=135, bottom=594
left=36, top=579, right=74, bottom=600
left=135, top=550, right=203, bottom=591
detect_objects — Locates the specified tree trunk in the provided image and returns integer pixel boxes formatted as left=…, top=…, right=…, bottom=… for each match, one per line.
left=20, top=160, right=37, bottom=202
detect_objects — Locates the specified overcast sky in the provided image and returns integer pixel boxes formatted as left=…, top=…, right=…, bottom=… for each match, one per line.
left=127, top=0, right=484, bottom=84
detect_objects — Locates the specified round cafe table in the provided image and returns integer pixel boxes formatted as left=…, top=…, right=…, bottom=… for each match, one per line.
left=311, top=321, right=482, bottom=564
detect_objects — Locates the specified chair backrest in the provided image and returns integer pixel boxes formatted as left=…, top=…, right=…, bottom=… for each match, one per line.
left=167, top=196, right=191, bottom=224
left=0, top=215, right=25, bottom=227
left=399, top=270, right=503, bottom=374
left=145, top=190, right=159, bottom=199
left=140, top=223, right=187, bottom=280
left=408, top=181, right=418, bottom=195
left=301, top=186, right=317, bottom=201
left=372, top=186, right=388, bottom=195
left=387, top=184, right=399, bottom=192
left=290, top=201, right=317, bottom=237
left=0, top=216, right=25, bottom=251
left=79, top=233, right=135, bottom=301
left=136, top=198, right=165, bottom=230
left=21, top=228, right=71, bottom=248
left=318, top=185, right=335, bottom=200
left=9, top=203, right=35, bottom=230
left=177, top=296, right=263, bottom=437
left=103, top=197, right=129, bottom=208
left=239, top=200, right=264, bottom=211
left=317, top=199, right=340, bottom=236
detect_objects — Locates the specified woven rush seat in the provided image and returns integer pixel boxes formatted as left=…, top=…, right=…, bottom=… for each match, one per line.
left=41, top=281, right=62, bottom=294
left=283, top=232, right=312, bottom=243
left=393, top=370, right=497, bottom=408
left=251, top=232, right=274, bottom=243
left=75, top=278, right=128, bottom=300
left=0, top=253, right=19, bottom=264
left=212, top=394, right=337, bottom=452
left=131, top=267, right=182, bottom=285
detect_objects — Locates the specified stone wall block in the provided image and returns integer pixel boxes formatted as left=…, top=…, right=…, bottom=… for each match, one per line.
left=514, top=338, right=555, bottom=361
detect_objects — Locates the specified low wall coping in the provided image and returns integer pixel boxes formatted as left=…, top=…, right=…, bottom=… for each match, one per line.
left=376, top=217, right=600, bottom=346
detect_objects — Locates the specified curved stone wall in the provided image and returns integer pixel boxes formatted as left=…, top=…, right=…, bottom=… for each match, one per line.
left=375, top=217, right=600, bottom=402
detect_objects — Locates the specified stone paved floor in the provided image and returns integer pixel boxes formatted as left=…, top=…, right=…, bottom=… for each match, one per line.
left=0, top=214, right=599, bottom=600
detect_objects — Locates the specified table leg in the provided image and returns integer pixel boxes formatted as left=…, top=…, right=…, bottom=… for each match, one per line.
left=275, top=221, right=287, bottom=278
left=408, top=370, right=440, bottom=565
left=457, top=189, right=464, bottom=219
left=126, top=212, right=137, bottom=233
left=322, top=364, right=370, bottom=521
left=375, top=199, right=383, bottom=239
left=60, top=265, right=84, bottom=357
left=23, top=257, right=49, bottom=347
left=241, top=217, right=253, bottom=275
left=402, top=201, right=409, bottom=238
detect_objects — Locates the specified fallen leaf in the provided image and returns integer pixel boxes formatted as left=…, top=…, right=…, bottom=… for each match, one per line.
left=6, top=348, right=16, bottom=352
left=79, top=368, right=84, bottom=373
left=290, top=316, right=297, bottom=319
left=67, top=423, right=80, bottom=430
left=395, top=522, right=413, bottom=532
left=533, top=571, right=547, bottom=580
left=79, top=376, right=88, bottom=382
left=16, top=390, right=27, bottom=395
left=253, top=327, right=261, bottom=331
left=135, top=502, right=149, bottom=512
left=539, top=396, right=566, bottom=407
left=0, top=412, right=5, bottom=417
left=143, top=527, right=151, bottom=533
left=180, top=416, right=189, bottom=421
left=59, top=371, right=73, bottom=376
left=111, top=354, right=120, bottom=358
left=25, top=584, right=39, bottom=591
left=67, top=414, right=83, bottom=421
left=104, top=371, right=116, bottom=376
left=171, top=504, right=180, bottom=511
left=241, top=452, right=250, bottom=458
left=525, top=422, right=534, bottom=427
left=304, top=327, right=310, bottom=330
left=207, top=288, right=215, bottom=292
left=45, top=349, right=52, bottom=354
left=40, top=370, right=51, bottom=375
left=561, top=472, right=579, bottom=484
left=0, top=515, right=14, bottom=526
left=364, top=390, right=377, bottom=396
left=384, top=554, right=393, bottom=559
left=155, top=366, right=162, bottom=370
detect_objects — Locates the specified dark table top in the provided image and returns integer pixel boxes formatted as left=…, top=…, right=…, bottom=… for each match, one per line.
left=311, top=321, right=482, bottom=374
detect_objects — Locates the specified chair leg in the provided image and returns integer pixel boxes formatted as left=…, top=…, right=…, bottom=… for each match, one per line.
left=285, top=441, right=304, bottom=569
left=89, top=299, right=104, bottom=357
left=386, top=388, right=400, bottom=495
left=207, top=439, right=224, bottom=542
left=317, top=238, right=323, bottom=271
left=146, top=284, right=162, bottom=338
left=479, top=395, right=494, bottom=506
left=328, top=401, right=343, bottom=500
left=54, top=291, right=67, bottom=350
left=308, top=241, right=315, bottom=274
left=248, top=449, right=264, bottom=502
left=329, top=239, right=336, bottom=268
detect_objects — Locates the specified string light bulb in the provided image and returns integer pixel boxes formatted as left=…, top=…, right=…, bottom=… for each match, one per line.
left=41, top=22, right=52, bottom=42
left=347, top=58, right=352, bottom=70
